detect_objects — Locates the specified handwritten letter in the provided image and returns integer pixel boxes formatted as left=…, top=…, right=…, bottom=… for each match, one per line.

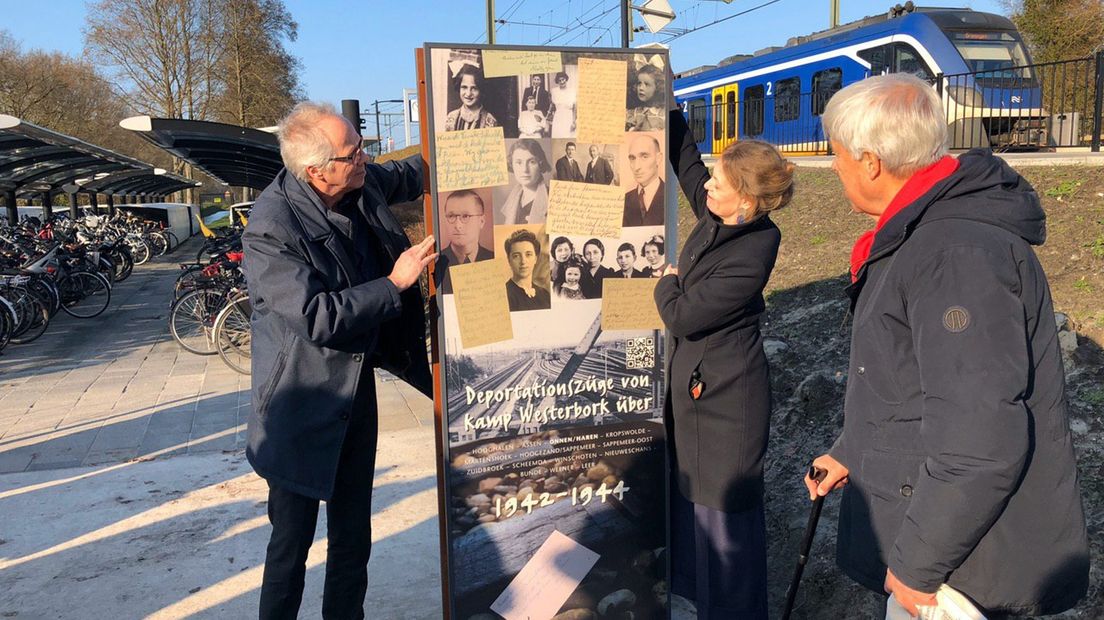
left=490, top=530, right=600, bottom=620
left=451, top=259, right=514, bottom=349
left=546, top=180, right=624, bottom=238
left=434, top=127, right=508, bottom=192
left=575, top=58, right=627, bottom=144
left=602, top=278, right=663, bottom=330
left=482, top=50, right=563, bottom=78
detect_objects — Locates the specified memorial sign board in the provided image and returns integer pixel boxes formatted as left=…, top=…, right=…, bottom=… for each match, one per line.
left=421, top=44, right=673, bottom=620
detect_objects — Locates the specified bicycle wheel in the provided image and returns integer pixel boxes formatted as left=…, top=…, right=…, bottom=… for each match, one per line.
left=96, top=256, right=116, bottom=288
left=214, top=294, right=252, bottom=374
left=174, top=265, right=206, bottom=299
left=164, top=232, right=179, bottom=253
left=130, top=240, right=151, bottom=265
left=58, top=271, right=112, bottom=318
left=114, top=248, right=134, bottom=282
left=28, top=277, right=60, bottom=317
left=10, top=289, right=49, bottom=344
left=0, top=296, right=16, bottom=351
left=148, top=233, right=168, bottom=257
left=169, top=288, right=223, bottom=355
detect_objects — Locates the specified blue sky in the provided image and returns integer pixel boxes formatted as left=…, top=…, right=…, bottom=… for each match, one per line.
left=4, top=0, right=1004, bottom=146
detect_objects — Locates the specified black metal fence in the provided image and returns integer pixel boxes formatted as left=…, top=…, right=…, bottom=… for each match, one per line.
left=688, top=51, right=1104, bottom=155
left=935, top=52, right=1104, bottom=151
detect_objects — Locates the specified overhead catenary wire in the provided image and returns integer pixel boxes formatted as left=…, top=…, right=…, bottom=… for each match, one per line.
left=662, top=0, right=785, bottom=42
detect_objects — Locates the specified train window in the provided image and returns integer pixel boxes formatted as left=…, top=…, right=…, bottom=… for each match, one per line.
left=858, top=46, right=889, bottom=75
left=725, top=91, right=737, bottom=139
left=774, top=77, right=801, bottom=122
left=688, top=98, right=707, bottom=143
left=713, top=94, right=723, bottom=142
left=743, top=85, right=764, bottom=136
left=812, top=68, right=842, bottom=116
left=894, top=44, right=934, bottom=80
left=950, top=32, right=1033, bottom=79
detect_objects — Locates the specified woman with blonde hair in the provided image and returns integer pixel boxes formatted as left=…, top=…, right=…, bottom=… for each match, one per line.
left=655, top=101, right=795, bottom=619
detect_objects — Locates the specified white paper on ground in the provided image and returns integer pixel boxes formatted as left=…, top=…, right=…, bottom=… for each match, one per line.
left=489, top=530, right=600, bottom=620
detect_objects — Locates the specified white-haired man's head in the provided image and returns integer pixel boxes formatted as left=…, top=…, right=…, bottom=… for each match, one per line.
left=277, top=101, right=340, bottom=182
left=822, top=73, right=947, bottom=178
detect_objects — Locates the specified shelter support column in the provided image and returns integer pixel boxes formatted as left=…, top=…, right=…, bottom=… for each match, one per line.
left=4, top=190, right=16, bottom=224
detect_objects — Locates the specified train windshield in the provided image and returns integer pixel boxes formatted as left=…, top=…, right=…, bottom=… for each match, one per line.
left=950, top=31, right=1033, bottom=79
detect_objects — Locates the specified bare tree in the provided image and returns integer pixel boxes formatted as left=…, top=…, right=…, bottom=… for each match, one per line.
left=213, top=0, right=303, bottom=128
left=84, top=0, right=222, bottom=120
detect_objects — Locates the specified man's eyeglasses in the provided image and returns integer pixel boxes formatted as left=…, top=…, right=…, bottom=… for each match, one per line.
left=329, top=146, right=366, bottom=164
left=444, top=213, right=482, bottom=224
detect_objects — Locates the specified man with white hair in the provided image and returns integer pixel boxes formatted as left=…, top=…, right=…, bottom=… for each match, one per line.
left=804, top=74, right=1088, bottom=618
left=242, top=101, right=435, bottom=619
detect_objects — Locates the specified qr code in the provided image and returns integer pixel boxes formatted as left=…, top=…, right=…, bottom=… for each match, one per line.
left=625, top=337, right=655, bottom=369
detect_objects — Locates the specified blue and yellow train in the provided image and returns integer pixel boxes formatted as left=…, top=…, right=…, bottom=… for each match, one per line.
left=673, top=4, right=1044, bottom=155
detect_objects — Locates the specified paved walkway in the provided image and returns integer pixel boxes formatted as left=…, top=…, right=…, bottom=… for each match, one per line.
left=0, top=236, right=444, bottom=618
left=0, top=238, right=432, bottom=474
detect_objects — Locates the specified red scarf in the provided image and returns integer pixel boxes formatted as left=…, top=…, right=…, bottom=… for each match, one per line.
left=849, top=156, right=959, bottom=282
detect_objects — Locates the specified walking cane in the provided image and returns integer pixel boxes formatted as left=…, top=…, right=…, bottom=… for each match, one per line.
left=781, top=464, right=829, bottom=620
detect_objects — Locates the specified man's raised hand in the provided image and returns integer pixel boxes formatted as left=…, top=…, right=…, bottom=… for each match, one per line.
left=388, top=236, right=437, bottom=291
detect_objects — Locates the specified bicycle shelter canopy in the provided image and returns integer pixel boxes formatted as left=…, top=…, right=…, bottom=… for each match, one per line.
left=119, top=116, right=282, bottom=190
left=0, top=114, right=198, bottom=224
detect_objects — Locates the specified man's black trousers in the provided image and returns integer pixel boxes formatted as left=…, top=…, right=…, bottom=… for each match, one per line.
left=259, top=378, right=378, bottom=620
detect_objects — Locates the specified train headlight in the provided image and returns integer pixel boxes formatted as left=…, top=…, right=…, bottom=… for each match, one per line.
left=948, top=85, right=985, bottom=108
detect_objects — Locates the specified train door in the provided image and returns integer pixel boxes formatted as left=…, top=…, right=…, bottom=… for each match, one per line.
left=710, top=83, right=739, bottom=155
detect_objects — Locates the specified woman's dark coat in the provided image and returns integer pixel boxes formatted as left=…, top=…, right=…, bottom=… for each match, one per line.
left=655, top=111, right=781, bottom=512
left=242, top=158, right=432, bottom=501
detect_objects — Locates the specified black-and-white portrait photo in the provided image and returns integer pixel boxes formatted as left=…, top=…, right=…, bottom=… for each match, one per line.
left=626, top=53, right=667, bottom=132
left=433, top=49, right=518, bottom=137
left=436, top=188, right=496, bottom=294
left=551, top=140, right=585, bottom=182
left=493, top=138, right=552, bottom=225
left=578, top=236, right=619, bottom=299
left=621, top=132, right=666, bottom=227
left=521, top=73, right=552, bottom=115
left=548, top=66, right=578, bottom=139
left=581, top=143, right=618, bottom=185
left=502, top=227, right=551, bottom=312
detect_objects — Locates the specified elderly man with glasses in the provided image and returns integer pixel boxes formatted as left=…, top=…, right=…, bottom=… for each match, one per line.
left=242, top=101, right=436, bottom=620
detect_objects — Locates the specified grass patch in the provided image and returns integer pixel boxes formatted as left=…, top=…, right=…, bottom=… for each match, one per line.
left=1073, top=277, right=1093, bottom=293
left=810, top=234, right=828, bottom=245
left=1044, top=180, right=1080, bottom=199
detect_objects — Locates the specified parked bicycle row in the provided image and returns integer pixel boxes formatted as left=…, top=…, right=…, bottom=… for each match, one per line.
left=167, top=226, right=252, bottom=375
left=0, top=210, right=178, bottom=354
left=0, top=211, right=154, bottom=350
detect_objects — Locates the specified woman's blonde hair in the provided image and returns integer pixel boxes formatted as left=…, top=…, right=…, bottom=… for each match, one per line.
left=719, top=140, right=796, bottom=215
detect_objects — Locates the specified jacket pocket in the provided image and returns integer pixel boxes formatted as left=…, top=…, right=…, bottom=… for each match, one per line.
left=256, top=346, right=290, bottom=417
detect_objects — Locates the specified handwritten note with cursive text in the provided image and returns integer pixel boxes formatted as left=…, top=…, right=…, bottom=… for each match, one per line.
left=575, top=58, right=627, bottom=144
left=482, top=50, right=563, bottom=78
left=434, top=127, right=509, bottom=192
left=546, top=180, right=624, bottom=238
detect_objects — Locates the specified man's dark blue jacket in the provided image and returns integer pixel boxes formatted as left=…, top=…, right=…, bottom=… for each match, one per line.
left=830, top=150, right=1089, bottom=615
left=242, top=157, right=431, bottom=501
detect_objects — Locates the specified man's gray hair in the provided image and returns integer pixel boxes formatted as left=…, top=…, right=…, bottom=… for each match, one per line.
left=822, top=73, right=948, bottom=177
left=277, top=101, right=340, bottom=181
